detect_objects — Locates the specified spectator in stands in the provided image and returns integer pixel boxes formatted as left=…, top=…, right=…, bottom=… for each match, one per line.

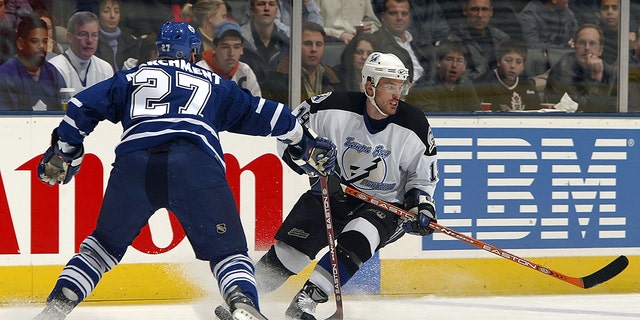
left=405, top=41, right=480, bottom=112
left=197, top=20, right=261, bottom=96
left=95, top=0, right=138, bottom=71
left=317, top=0, right=381, bottom=44
left=49, top=11, right=113, bottom=94
left=240, top=0, right=289, bottom=84
left=474, top=39, right=541, bottom=111
left=241, top=0, right=323, bottom=38
left=333, top=32, right=380, bottom=92
left=74, top=0, right=175, bottom=44
left=0, top=0, right=17, bottom=65
left=443, top=0, right=510, bottom=80
left=519, top=0, right=579, bottom=50
left=183, top=0, right=227, bottom=52
left=0, top=14, right=66, bottom=111
left=597, top=0, right=637, bottom=65
left=545, top=24, right=617, bottom=112
left=374, top=0, right=437, bottom=83
left=261, top=21, right=341, bottom=104
left=33, top=8, right=60, bottom=60
left=372, top=0, right=450, bottom=45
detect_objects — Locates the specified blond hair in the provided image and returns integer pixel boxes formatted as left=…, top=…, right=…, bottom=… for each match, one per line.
left=182, top=0, right=226, bottom=27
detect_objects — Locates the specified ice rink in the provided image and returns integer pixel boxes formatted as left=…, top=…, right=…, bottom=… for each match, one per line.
left=2, top=293, right=639, bottom=320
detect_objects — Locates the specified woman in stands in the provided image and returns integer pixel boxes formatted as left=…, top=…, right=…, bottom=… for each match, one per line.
left=333, top=33, right=381, bottom=92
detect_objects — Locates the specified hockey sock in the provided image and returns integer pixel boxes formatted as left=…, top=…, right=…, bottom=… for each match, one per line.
left=314, top=246, right=354, bottom=288
left=255, top=245, right=296, bottom=293
left=211, top=253, right=260, bottom=309
left=48, top=235, right=123, bottom=304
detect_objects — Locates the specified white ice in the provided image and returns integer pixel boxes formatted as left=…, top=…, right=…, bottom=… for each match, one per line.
left=2, top=293, right=639, bottom=320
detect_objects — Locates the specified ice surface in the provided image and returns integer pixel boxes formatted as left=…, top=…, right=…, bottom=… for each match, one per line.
left=2, top=293, right=639, bottom=320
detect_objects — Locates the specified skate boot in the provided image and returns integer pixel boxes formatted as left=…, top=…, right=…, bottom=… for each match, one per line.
left=224, top=285, right=269, bottom=320
left=285, top=281, right=328, bottom=320
left=32, top=289, right=78, bottom=320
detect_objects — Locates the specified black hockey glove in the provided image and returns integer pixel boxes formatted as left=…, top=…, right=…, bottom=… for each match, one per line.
left=37, top=128, right=84, bottom=185
left=287, top=129, right=337, bottom=177
left=402, top=189, right=437, bottom=236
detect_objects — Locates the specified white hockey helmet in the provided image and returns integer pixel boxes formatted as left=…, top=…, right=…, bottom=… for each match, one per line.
left=361, top=52, right=409, bottom=89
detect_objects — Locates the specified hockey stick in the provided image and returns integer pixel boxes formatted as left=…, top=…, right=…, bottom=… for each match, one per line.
left=320, top=176, right=344, bottom=320
left=340, top=183, right=629, bottom=289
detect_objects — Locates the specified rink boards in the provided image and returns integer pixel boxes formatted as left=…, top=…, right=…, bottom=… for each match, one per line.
left=0, top=113, right=638, bottom=303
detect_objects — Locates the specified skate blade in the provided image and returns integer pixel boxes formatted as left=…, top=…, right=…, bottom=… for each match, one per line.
left=214, top=305, right=233, bottom=320
left=232, top=305, right=268, bottom=320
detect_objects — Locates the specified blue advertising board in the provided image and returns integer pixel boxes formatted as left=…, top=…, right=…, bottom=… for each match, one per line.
left=425, top=127, right=640, bottom=250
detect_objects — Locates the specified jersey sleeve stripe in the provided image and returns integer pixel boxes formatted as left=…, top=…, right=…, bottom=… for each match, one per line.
left=62, top=115, right=88, bottom=137
left=269, top=103, right=285, bottom=132
left=255, top=97, right=266, bottom=114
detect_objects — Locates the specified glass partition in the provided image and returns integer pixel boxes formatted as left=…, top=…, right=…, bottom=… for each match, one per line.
left=0, top=0, right=637, bottom=114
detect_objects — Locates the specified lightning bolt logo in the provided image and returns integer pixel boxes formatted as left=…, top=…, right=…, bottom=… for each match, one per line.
left=346, top=157, right=382, bottom=184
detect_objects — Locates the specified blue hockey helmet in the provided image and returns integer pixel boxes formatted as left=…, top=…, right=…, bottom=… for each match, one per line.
left=156, top=22, right=202, bottom=60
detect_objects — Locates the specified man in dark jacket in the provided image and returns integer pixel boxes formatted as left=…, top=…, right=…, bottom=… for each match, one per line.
left=444, top=0, right=510, bottom=80
left=240, top=0, right=290, bottom=85
left=262, top=22, right=341, bottom=105
left=405, top=41, right=480, bottom=112
left=545, top=24, right=617, bottom=112
left=373, top=0, right=437, bottom=83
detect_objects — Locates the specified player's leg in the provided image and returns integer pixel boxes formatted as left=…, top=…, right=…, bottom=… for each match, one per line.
left=166, top=140, right=267, bottom=320
left=35, top=150, right=157, bottom=320
left=285, top=204, right=399, bottom=320
left=254, top=190, right=328, bottom=293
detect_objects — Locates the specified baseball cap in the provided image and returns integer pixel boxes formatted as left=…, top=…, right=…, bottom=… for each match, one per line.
left=214, top=20, right=243, bottom=43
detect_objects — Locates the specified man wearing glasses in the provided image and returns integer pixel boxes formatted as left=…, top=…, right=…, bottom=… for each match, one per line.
left=49, top=11, right=113, bottom=94
left=545, top=24, right=617, bottom=112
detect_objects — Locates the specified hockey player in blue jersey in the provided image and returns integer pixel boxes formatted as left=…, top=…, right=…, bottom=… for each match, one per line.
left=34, top=22, right=336, bottom=320
left=254, top=52, right=439, bottom=320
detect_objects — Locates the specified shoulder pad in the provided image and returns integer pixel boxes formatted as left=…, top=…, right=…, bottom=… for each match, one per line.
left=310, top=92, right=332, bottom=104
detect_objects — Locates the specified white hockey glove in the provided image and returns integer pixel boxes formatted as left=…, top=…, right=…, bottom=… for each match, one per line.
left=402, top=189, right=437, bottom=236
left=283, top=127, right=337, bottom=177
left=37, top=129, right=84, bottom=185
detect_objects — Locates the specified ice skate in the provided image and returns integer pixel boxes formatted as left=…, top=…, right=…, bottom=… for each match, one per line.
left=32, top=290, right=78, bottom=320
left=285, top=281, right=328, bottom=320
left=224, top=285, right=269, bottom=320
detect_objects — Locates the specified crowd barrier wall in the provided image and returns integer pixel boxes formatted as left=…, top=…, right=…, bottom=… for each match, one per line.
left=0, top=112, right=638, bottom=304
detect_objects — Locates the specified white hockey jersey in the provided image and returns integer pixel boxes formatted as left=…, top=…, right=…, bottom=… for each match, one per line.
left=284, top=91, right=438, bottom=205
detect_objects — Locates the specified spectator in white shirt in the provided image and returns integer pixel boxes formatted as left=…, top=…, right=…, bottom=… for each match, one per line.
left=49, top=11, right=113, bottom=94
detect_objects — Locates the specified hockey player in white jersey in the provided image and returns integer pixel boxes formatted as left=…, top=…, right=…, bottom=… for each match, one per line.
left=34, top=22, right=336, bottom=320
left=254, top=52, right=439, bottom=320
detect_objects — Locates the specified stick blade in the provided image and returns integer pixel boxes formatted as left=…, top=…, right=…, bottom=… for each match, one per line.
left=324, top=309, right=344, bottom=320
left=582, top=255, right=629, bottom=289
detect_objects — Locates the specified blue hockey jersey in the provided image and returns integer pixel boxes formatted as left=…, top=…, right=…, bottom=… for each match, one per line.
left=56, top=59, right=301, bottom=168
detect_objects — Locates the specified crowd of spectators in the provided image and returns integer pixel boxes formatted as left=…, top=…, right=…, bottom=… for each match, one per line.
left=0, top=0, right=639, bottom=112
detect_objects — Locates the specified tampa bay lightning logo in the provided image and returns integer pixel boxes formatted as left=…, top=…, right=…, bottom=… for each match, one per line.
left=342, top=137, right=395, bottom=191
